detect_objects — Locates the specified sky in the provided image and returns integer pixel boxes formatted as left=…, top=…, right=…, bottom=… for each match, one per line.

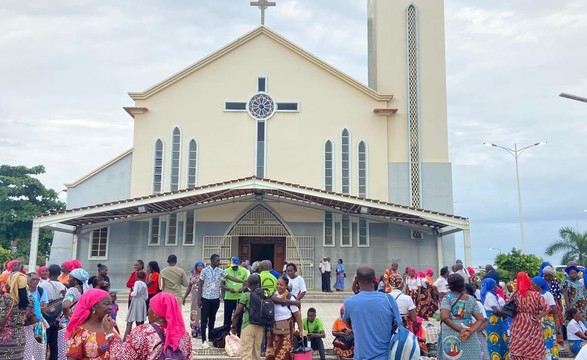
left=1, top=1, right=586, bottom=267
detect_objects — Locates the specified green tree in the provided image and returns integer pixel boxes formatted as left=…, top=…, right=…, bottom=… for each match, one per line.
left=0, top=165, right=65, bottom=264
left=544, top=227, right=587, bottom=267
left=494, top=248, right=543, bottom=282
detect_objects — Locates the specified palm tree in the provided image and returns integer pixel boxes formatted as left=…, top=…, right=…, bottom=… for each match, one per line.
left=545, top=227, right=587, bottom=266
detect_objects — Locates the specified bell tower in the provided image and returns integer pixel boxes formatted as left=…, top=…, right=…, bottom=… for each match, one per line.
left=368, top=0, right=452, bottom=214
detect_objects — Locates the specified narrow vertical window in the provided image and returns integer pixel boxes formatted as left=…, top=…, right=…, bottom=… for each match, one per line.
left=341, top=129, right=350, bottom=193
left=184, top=210, right=195, bottom=245
left=159, top=218, right=167, bottom=244
left=341, top=215, right=351, bottom=246
left=167, top=214, right=177, bottom=245
left=256, top=120, right=266, bottom=177
left=153, top=139, right=163, bottom=194
left=358, top=141, right=367, bottom=197
left=149, top=218, right=160, bottom=245
left=89, top=228, right=109, bottom=259
left=187, top=140, right=197, bottom=188
left=407, top=4, right=422, bottom=208
left=170, top=127, right=181, bottom=191
left=324, top=212, right=334, bottom=246
left=324, top=140, right=334, bottom=191
left=358, top=219, right=369, bottom=247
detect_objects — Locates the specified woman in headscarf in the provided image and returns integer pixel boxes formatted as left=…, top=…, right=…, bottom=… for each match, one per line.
left=65, top=288, right=119, bottom=359
left=563, top=265, right=587, bottom=318
left=108, top=292, right=192, bottom=359
left=0, top=259, right=36, bottom=360
left=405, top=267, right=420, bottom=307
left=38, top=265, right=49, bottom=282
left=59, top=260, right=75, bottom=285
left=542, top=265, right=564, bottom=346
left=416, top=268, right=438, bottom=320
left=467, top=267, right=478, bottom=285
left=58, top=267, right=89, bottom=359
left=182, top=261, right=204, bottom=338
left=509, top=272, right=549, bottom=360
left=532, top=276, right=559, bottom=360
left=389, top=273, right=420, bottom=336
left=481, top=278, right=508, bottom=360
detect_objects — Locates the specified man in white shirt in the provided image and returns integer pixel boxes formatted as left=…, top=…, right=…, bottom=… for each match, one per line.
left=455, top=260, right=470, bottom=284
left=318, top=257, right=332, bottom=292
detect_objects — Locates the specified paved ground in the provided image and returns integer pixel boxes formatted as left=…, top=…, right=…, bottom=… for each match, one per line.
left=115, top=291, right=577, bottom=359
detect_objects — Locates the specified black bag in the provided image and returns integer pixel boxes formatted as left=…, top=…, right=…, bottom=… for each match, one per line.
left=333, top=333, right=354, bottom=350
left=151, top=324, right=186, bottom=359
left=42, top=298, right=63, bottom=325
left=501, top=300, right=517, bottom=318
left=248, top=288, right=275, bottom=326
left=209, top=325, right=231, bottom=348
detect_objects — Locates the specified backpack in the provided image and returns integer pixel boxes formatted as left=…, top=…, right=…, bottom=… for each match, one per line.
left=151, top=324, right=186, bottom=360
left=248, top=287, right=275, bottom=326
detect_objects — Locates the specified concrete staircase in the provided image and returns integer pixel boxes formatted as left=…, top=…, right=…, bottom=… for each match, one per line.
left=298, top=290, right=353, bottom=303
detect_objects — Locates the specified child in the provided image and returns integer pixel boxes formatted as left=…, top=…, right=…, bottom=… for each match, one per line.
left=109, top=291, right=120, bottom=333
left=124, top=270, right=148, bottom=340
left=302, top=308, right=326, bottom=360
left=91, top=275, right=107, bottom=290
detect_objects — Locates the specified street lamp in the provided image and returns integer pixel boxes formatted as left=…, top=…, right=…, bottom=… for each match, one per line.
left=484, top=141, right=547, bottom=253
left=560, top=93, right=587, bottom=103
left=488, top=247, right=502, bottom=254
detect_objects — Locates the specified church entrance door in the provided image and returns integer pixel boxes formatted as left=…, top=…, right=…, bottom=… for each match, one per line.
left=239, top=236, right=286, bottom=272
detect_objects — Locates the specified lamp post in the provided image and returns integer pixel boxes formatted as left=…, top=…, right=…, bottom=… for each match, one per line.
left=484, top=141, right=546, bottom=253
left=488, top=247, right=502, bottom=254
left=560, top=93, right=587, bottom=103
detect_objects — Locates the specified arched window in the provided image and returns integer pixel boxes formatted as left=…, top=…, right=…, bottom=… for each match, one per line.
left=187, top=139, right=198, bottom=188
left=152, top=139, right=164, bottom=194
left=324, top=140, right=334, bottom=191
left=358, top=141, right=367, bottom=197
left=341, top=129, right=350, bottom=194
left=170, top=127, right=181, bottom=191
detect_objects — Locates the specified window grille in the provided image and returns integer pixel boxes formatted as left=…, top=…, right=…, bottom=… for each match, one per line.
left=324, top=212, right=334, bottom=246
left=324, top=140, right=334, bottom=191
left=406, top=5, right=421, bottom=208
left=187, top=140, right=197, bottom=188
left=153, top=140, right=163, bottom=193
left=358, top=141, right=367, bottom=197
left=170, top=127, right=181, bottom=191
left=341, top=129, right=350, bottom=194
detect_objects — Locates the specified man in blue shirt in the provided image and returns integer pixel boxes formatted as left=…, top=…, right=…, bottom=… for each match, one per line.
left=343, top=265, right=401, bottom=360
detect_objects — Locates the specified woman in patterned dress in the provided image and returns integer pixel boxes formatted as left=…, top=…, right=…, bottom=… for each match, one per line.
left=532, top=276, right=559, bottom=360
left=438, top=274, right=485, bottom=360
left=563, top=265, right=587, bottom=317
left=405, top=267, right=420, bottom=308
left=59, top=268, right=89, bottom=359
left=417, top=268, right=439, bottom=320
left=509, top=272, right=549, bottom=360
left=183, top=261, right=204, bottom=338
left=108, top=292, right=192, bottom=359
left=0, top=259, right=36, bottom=360
left=542, top=265, right=564, bottom=345
left=65, top=288, right=120, bottom=359
left=332, top=305, right=354, bottom=360
left=481, top=278, right=508, bottom=360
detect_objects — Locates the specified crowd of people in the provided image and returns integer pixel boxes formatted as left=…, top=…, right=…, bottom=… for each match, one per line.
left=4, top=254, right=587, bottom=359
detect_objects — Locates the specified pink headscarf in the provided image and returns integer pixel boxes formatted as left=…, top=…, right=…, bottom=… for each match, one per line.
left=5, top=260, right=18, bottom=272
left=407, top=267, right=416, bottom=277
left=62, top=260, right=75, bottom=272
left=150, top=292, right=186, bottom=351
left=466, top=267, right=476, bottom=276
left=65, top=288, right=110, bottom=338
left=71, top=260, right=83, bottom=270
left=426, top=268, right=434, bottom=276
left=37, top=265, right=48, bottom=277
left=416, top=271, right=426, bottom=278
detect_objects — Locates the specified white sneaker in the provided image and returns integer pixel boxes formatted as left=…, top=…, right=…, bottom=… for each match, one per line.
left=201, top=342, right=210, bottom=349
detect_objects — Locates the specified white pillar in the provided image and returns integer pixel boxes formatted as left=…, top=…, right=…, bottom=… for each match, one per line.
left=463, top=227, right=472, bottom=266
left=71, top=233, right=79, bottom=260
left=436, top=235, right=444, bottom=268
left=28, top=218, right=41, bottom=271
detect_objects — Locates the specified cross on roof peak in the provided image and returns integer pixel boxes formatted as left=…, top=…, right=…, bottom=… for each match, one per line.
left=250, top=0, right=276, bottom=26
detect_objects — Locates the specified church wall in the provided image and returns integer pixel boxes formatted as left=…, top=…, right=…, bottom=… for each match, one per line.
left=129, top=33, right=390, bottom=201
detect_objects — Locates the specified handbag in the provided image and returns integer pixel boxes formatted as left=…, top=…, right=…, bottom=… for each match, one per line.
left=42, top=298, right=63, bottom=325
left=501, top=294, right=517, bottom=318
left=272, top=319, right=290, bottom=335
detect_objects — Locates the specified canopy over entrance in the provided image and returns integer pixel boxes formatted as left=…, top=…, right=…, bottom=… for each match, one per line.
left=29, top=176, right=471, bottom=269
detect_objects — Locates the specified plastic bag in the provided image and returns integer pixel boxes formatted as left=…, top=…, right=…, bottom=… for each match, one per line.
left=225, top=334, right=240, bottom=357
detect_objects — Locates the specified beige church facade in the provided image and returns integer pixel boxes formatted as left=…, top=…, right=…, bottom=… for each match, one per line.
left=31, top=0, right=471, bottom=290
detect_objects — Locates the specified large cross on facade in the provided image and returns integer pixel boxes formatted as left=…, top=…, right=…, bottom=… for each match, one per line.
left=250, top=0, right=276, bottom=25
left=224, top=77, right=299, bottom=177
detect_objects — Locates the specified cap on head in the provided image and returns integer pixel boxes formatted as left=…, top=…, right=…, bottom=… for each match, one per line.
left=231, top=256, right=240, bottom=266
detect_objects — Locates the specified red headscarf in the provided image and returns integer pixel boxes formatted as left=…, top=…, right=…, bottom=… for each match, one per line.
left=516, top=272, right=533, bottom=297
left=426, top=268, right=434, bottom=276
left=62, top=260, right=75, bottom=272
left=150, top=292, right=186, bottom=351
left=37, top=265, right=48, bottom=277
left=407, top=267, right=416, bottom=278
left=466, top=267, right=476, bottom=276
left=5, top=259, right=19, bottom=272
left=65, top=288, right=110, bottom=338
left=71, top=260, right=83, bottom=270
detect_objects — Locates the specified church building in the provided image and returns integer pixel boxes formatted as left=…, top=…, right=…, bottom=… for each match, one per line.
left=30, top=0, right=471, bottom=289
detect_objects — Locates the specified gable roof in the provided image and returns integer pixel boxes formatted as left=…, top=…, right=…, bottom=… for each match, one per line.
left=128, top=26, right=393, bottom=102
left=36, top=176, right=468, bottom=235
left=64, top=148, right=133, bottom=188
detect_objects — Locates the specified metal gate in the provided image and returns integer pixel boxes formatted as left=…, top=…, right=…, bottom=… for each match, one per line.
left=286, top=236, right=315, bottom=289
